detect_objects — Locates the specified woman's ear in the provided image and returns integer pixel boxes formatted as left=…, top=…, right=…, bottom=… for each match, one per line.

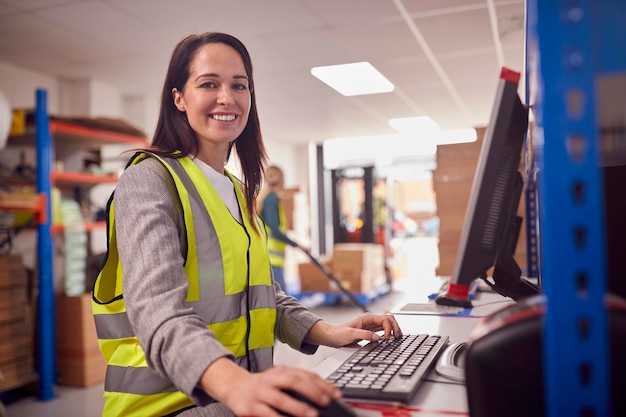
left=172, top=88, right=186, bottom=112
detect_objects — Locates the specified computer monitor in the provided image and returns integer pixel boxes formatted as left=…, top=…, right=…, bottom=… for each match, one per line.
left=436, top=67, right=542, bottom=308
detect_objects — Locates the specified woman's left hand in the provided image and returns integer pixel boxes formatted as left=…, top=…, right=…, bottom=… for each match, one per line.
left=305, top=313, right=403, bottom=348
left=342, top=312, right=403, bottom=342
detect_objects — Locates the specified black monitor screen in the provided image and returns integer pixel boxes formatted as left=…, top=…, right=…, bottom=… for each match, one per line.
left=436, top=67, right=542, bottom=308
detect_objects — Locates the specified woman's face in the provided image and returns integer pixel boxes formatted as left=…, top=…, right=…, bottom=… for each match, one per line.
left=173, top=42, right=251, bottom=152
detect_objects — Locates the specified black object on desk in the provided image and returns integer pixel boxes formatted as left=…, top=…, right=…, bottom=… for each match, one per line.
left=279, top=391, right=356, bottom=417
left=464, top=294, right=626, bottom=417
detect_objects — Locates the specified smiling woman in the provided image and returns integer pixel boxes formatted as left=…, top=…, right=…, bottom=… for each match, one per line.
left=172, top=42, right=252, bottom=170
left=90, top=32, right=403, bottom=417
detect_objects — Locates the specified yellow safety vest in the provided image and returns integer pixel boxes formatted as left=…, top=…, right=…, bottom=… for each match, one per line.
left=92, top=153, right=276, bottom=417
left=267, top=197, right=288, bottom=268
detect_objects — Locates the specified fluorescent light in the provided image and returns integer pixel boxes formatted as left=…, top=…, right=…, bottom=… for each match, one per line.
left=311, top=62, right=394, bottom=96
left=389, top=116, right=477, bottom=145
left=389, top=116, right=440, bottom=134
left=322, top=134, right=436, bottom=169
left=436, top=128, right=477, bottom=145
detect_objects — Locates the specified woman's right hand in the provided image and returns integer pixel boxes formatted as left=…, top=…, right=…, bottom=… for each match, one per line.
left=201, top=358, right=342, bottom=417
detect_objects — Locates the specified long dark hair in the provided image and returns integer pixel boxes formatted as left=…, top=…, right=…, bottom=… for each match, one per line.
left=147, top=32, right=267, bottom=231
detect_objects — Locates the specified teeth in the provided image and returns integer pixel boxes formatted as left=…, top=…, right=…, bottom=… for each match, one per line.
left=212, top=114, right=236, bottom=121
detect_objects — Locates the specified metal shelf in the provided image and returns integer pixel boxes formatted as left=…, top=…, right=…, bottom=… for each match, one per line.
left=0, top=191, right=46, bottom=224
left=51, top=171, right=119, bottom=186
left=8, top=119, right=149, bottom=149
left=21, top=89, right=148, bottom=401
left=526, top=1, right=625, bottom=415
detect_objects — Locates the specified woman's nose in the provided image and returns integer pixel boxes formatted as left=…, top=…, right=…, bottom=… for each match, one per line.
left=217, top=86, right=235, bottom=107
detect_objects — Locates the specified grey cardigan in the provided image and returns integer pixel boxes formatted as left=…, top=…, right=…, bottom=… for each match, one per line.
left=113, top=157, right=322, bottom=411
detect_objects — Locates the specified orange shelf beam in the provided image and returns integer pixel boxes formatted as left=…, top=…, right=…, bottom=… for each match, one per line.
left=52, top=220, right=106, bottom=234
left=0, top=191, right=47, bottom=224
left=49, top=120, right=149, bottom=145
left=51, top=171, right=119, bottom=184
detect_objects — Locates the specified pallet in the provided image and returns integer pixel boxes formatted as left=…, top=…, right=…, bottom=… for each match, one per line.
left=290, top=283, right=391, bottom=309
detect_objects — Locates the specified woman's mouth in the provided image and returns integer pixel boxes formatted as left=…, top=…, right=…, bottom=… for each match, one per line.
left=211, top=114, right=236, bottom=121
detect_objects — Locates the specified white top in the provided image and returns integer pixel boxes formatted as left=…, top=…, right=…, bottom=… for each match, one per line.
left=192, top=157, right=241, bottom=222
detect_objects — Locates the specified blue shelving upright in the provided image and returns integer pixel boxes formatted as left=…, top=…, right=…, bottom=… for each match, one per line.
left=526, top=1, right=626, bottom=415
left=29, top=88, right=148, bottom=400
left=35, top=89, right=56, bottom=401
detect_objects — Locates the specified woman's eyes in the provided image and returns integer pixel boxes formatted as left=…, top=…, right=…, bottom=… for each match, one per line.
left=199, top=81, right=249, bottom=91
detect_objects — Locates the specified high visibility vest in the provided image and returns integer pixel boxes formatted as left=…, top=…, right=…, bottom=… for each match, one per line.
left=92, top=153, right=276, bottom=417
left=267, top=196, right=288, bottom=268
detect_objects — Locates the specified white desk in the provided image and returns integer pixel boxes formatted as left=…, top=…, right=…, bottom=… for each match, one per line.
left=312, top=290, right=514, bottom=416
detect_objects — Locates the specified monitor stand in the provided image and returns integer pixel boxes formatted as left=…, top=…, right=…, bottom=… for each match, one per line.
left=482, top=218, right=542, bottom=301
left=435, top=281, right=477, bottom=308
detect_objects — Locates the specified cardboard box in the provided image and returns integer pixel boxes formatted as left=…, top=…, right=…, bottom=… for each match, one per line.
left=56, top=293, right=107, bottom=387
left=298, top=257, right=333, bottom=292
left=434, top=126, right=528, bottom=278
left=333, top=270, right=386, bottom=293
left=331, top=244, right=386, bottom=293
left=0, top=356, right=37, bottom=391
left=0, top=255, right=31, bottom=289
left=298, top=246, right=387, bottom=294
left=0, top=320, right=34, bottom=390
left=56, top=349, right=107, bottom=388
left=0, top=288, right=28, bottom=326
left=331, top=243, right=384, bottom=274
left=0, top=254, right=37, bottom=391
left=433, top=159, right=478, bottom=183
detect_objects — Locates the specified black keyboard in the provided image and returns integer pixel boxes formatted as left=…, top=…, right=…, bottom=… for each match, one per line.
left=326, top=334, right=449, bottom=403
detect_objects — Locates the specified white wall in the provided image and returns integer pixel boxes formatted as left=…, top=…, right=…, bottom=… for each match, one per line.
left=58, top=78, right=122, bottom=120
left=0, top=61, right=60, bottom=112
left=263, top=140, right=309, bottom=190
left=123, top=95, right=159, bottom=141
left=0, top=60, right=154, bottom=136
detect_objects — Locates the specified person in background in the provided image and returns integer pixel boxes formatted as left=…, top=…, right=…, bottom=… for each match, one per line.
left=91, top=32, right=402, bottom=417
left=256, top=165, right=303, bottom=293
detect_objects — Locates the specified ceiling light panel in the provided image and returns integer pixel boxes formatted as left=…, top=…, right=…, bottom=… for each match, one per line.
left=436, top=128, right=477, bottom=145
left=389, top=116, right=440, bottom=133
left=311, top=62, right=394, bottom=96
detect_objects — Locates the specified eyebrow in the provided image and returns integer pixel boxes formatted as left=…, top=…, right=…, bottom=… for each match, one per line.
left=195, top=73, right=249, bottom=82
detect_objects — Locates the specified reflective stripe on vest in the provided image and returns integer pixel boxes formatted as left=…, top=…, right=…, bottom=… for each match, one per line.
left=92, top=153, right=276, bottom=417
left=267, top=198, right=288, bottom=268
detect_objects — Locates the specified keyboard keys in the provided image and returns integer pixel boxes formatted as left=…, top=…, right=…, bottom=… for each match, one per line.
left=326, top=334, right=449, bottom=403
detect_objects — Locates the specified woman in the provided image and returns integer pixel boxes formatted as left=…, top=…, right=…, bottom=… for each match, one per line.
left=92, top=32, right=402, bottom=417
left=256, top=165, right=302, bottom=293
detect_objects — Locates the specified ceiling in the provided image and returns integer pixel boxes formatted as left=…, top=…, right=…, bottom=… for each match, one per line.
left=0, top=0, right=527, bottom=146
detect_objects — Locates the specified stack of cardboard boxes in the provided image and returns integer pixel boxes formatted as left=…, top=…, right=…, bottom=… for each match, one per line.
left=298, top=243, right=387, bottom=294
left=0, top=255, right=38, bottom=392
left=433, top=127, right=528, bottom=277
left=0, top=261, right=106, bottom=389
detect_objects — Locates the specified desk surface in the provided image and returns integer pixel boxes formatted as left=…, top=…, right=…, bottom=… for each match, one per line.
left=311, top=289, right=513, bottom=417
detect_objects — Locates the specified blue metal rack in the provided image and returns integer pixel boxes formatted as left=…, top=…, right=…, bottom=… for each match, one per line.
left=28, top=88, right=148, bottom=400
left=35, top=89, right=56, bottom=401
left=526, top=1, right=625, bottom=415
